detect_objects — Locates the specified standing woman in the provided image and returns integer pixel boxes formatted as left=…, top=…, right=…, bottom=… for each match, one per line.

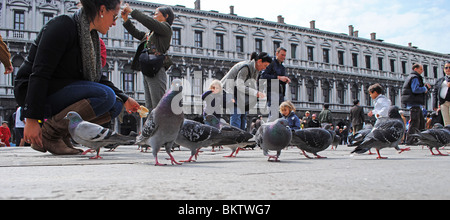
left=14, top=0, right=140, bottom=155
left=221, top=52, right=271, bottom=130
left=433, top=62, right=450, bottom=126
left=121, top=3, right=174, bottom=112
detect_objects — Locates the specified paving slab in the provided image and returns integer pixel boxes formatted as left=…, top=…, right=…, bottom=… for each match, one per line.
left=0, top=145, right=449, bottom=200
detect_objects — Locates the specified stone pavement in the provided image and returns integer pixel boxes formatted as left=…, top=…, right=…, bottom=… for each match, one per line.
left=0, top=145, right=449, bottom=200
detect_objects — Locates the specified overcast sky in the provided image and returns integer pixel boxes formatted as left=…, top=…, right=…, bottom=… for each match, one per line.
left=137, top=0, right=450, bottom=54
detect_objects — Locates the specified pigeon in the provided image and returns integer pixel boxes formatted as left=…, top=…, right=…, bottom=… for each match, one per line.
left=64, top=112, right=136, bottom=159
left=175, top=119, right=253, bottom=162
left=410, top=125, right=450, bottom=156
left=351, top=106, right=407, bottom=159
left=221, top=126, right=255, bottom=158
left=204, top=114, right=254, bottom=157
left=255, top=118, right=292, bottom=162
left=348, top=125, right=374, bottom=147
left=291, top=128, right=333, bottom=159
left=136, top=79, right=185, bottom=166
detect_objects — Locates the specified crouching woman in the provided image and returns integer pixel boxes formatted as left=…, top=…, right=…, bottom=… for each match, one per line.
left=14, top=0, right=140, bottom=155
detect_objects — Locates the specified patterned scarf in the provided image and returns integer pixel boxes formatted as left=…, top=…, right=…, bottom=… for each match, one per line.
left=73, top=9, right=102, bottom=82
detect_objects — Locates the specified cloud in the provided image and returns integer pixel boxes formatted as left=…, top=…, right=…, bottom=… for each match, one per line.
left=139, top=0, right=450, bottom=53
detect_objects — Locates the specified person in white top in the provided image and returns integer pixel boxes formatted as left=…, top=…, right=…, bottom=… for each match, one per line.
left=14, top=107, right=26, bottom=146
left=433, top=62, right=450, bottom=126
left=368, top=84, right=392, bottom=120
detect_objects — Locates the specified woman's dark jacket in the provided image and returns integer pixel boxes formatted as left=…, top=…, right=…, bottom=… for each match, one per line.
left=433, top=75, right=450, bottom=109
left=14, top=14, right=128, bottom=120
left=123, top=10, right=173, bottom=71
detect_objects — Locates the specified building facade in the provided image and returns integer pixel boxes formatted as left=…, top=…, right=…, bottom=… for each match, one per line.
left=1, top=0, right=449, bottom=132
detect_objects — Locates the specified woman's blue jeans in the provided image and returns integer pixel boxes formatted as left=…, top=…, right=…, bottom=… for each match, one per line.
left=45, top=81, right=123, bottom=119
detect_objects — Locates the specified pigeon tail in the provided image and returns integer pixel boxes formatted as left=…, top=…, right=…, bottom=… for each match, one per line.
left=351, top=138, right=376, bottom=154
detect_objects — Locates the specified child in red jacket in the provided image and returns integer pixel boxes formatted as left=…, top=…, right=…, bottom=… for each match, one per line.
left=0, top=122, right=11, bottom=147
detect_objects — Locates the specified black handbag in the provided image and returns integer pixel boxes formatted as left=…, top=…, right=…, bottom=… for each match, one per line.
left=139, top=32, right=166, bottom=78
left=139, top=48, right=165, bottom=78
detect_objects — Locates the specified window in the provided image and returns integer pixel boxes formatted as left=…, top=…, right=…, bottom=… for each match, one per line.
left=352, top=53, right=358, bottom=67
left=13, top=11, right=25, bottom=38
left=273, top=41, right=281, bottom=55
left=351, top=84, right=359, bottom=101
left=337, top=83, right=345, bottom=105
left=236, top=36, right=244, bottom=53
left=306, top=80, right=315, bottom=102
left=290, top=79, right=299, bottom=101
left=390, top=59, right=396, bottom=72
left=338, top=51, right=345, bottom=65
left=389, top=88, right=397, bottom=105
left=338, top=51, right=344, bottom=65
left=124, top=29, right=132, bottom=41
left=43, top=13, right=53, bottom=25
left=378, top=57, right=383, bottom=71
left=402, top=61, right=407, bottom=74
left=323, top=49, right=330, bottom=63
left=291, top=44, right=297, bottom=59
left=255, top=39, right=263, bottom=53
left=123, top=72, right=135, bottom=92
left=322, top=81, right=331, bottom=104
left=216, top=34, right=224, bottom=50
left=434, top=66, right=438, bottom=79
left=194, top=31, right=203, bottom=48
left=307, top=46, right=314, bottom=62
left=365, top=88, right=372, bottom=107
left=14, top=11, right=25, bottom=30
left=424, top=64, right=429, bottom=77
left=172, top=28, right=181, bottom=46
left=365, top=55, right=371, bottom=69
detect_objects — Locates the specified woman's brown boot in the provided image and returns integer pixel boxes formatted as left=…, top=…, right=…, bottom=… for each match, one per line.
left=40, top=99, right=97, bottom=155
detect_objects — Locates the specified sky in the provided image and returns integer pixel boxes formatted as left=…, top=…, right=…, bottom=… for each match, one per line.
left=137, top=0, right=450, bottom=54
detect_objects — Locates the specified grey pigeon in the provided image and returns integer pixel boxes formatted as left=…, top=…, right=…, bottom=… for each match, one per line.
left=348, top=125, right=374, bottom=147
left=204, top=114, right=254, bottom=157
left=64, top=112, right=136, bottom=159
left=175, top=119, right=253, bottom=162
left=351, top=106, right=408, bottom=159
left=221, top=126, right=254, bottom=158
left=136, top=79, right=185, bottom=166
left=410, top=125, right=450, bottom=156
left=291, top=128, right=333, bottom=159
left=255, top=118, right=292, bottom=162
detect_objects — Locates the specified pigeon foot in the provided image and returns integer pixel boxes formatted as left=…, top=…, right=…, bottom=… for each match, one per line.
left=267, top=155, right=280, bottom=162
left=314, top=154, right=327, bottom=159
left=376, top=149, right=388, bottom=159
left=398, top=147, right=411, bottom=154
left=82, top=149, right=94, bottom=155
left=168, top=153, right=182, bottom=165
left=180, top=155, right=196, bottom=163
left=430, top=148, right=449, bottom=156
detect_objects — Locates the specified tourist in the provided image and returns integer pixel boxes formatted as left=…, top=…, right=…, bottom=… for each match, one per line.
left=433, top=62, right=450, bottom=126
left=121, top=3, right=174, bottom=112
left=14, top=0, right=140, bottom=155
left=221, top=52, right=271, bottom=130
left=401, top=64, right=431, bottom=144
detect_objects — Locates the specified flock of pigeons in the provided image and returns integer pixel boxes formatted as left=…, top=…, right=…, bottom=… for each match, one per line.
left=63, top=79, right=450, bottom=165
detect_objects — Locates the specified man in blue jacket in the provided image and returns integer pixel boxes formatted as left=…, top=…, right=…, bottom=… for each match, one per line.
left=401, top=64, right=431, bottom=145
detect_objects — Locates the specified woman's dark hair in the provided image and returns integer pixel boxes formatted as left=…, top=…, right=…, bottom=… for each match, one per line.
left=80, top=0, right=120, bottom=23
left=250, top=52, right=272, bottom=63
left=158, top=7, right=175, bottom=26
